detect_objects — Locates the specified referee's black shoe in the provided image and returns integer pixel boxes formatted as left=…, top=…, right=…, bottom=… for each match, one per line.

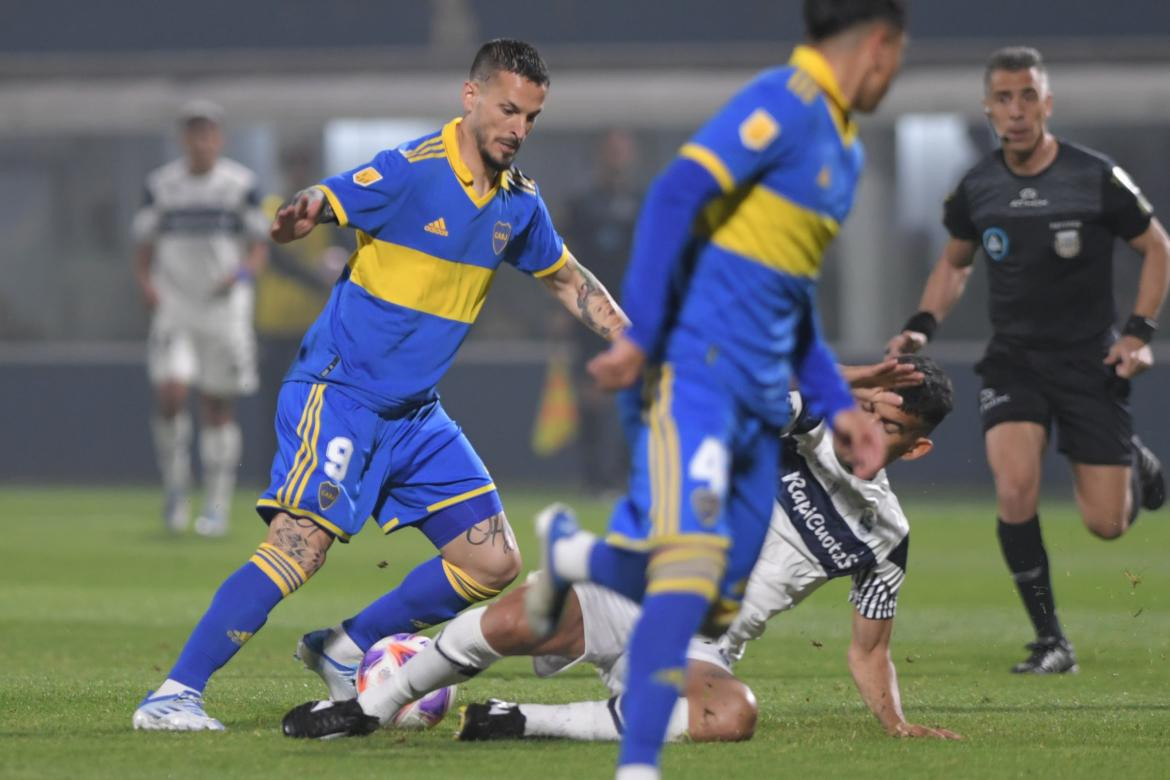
left=1132, top=436, right=1165, bottom=511
left=1011, top=637, right=1078, bottom=675
left=456, top=699, right=526, bottom=741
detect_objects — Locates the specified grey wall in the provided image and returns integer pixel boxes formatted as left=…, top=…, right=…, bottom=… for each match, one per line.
left=3, top=0, right=1167, bottom=53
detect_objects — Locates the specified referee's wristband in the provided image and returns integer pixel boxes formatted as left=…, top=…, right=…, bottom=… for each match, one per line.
left=901, top=311, right=938, bottom=341
left=1122, top=314, right=1157, bottom=343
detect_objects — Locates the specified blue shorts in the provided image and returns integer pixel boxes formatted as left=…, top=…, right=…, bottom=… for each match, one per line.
left=256, top=381, right=501, bottom=545
left=606, top=359, right=780, bottom=604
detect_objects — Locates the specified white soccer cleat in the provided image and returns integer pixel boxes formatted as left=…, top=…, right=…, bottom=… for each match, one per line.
left=193, top=514, right=229, bottom=538
left=296, top=628, right=360, bottom=700
left=133, top=689, right=225, bottom=731
left=523, top=503, right=579, bottom=638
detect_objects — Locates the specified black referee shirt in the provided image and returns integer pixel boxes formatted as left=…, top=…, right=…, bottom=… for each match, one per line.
left=943, top=140, right=1153, bottom=348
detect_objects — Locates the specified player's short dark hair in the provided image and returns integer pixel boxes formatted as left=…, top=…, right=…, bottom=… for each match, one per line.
left=984, top=46, right=1047, bottom=89
left=895, top=355, right=953, bottom=434
left=803, top=0, right=907, bottom=42
left=470, top=39, right=550, bottom=87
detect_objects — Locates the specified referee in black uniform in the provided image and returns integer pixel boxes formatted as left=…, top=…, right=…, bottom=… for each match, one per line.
left=888, top=47, right=1169, bottom=674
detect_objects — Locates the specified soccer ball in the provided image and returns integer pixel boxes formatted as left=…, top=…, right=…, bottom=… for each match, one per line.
left=356, top=633, right=457, bottom=730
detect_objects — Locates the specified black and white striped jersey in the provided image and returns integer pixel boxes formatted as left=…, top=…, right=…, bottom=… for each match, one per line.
left=132, top=158, right=268, bottom=314
left=770, top=392, right=910, bottom=620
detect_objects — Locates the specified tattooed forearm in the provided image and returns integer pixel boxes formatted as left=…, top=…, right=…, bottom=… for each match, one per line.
left=464, top=513, right=515, bottom=553
left=281, top=187, right=337, bottom=224
left=268, top=514, right=333, bottom=575
left=573, top=263, right=626, bottom=341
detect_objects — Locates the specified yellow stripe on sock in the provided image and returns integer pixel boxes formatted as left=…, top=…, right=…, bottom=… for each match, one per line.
left=256, top=548, right=301, bottom=590
left=441, top=560, right=500, bottom=603
left=645, top=577, right=718, bottom=601
left=256, top=545, right=306, bottom=589
left=249, top=553, right=294, bottom=596
left=259, top=543, right=309, bottom=583
left=646, top=546, right=726, bottom=570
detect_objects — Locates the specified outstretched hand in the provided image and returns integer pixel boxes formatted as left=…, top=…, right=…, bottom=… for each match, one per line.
left=841, top=358, right=924, bottom=391
left=587, top=336, right=646, bottom=391
left=831, top=406, right=884, bottom=480
left=271, top=188, right=326, bottom=244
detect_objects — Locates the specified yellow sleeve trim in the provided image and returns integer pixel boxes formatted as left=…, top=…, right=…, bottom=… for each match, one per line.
left=313, top=184, right=349, bottom=228
left=255, top=499, right=351, bottom=541
left=532, top=245, right=570, bottom=279
left=679, top=143, right=735, bottom=194
left=425, top=482, right=498, bottom=514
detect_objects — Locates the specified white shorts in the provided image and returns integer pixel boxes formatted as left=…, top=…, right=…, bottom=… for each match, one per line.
left=532, top=583, right=732, bottom=697
left=720, top=526, right=828, bottom=662
left=147, top=293, right=258, bottom=397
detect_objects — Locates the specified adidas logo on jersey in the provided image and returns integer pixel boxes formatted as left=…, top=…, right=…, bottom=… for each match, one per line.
left=424, top=217, right=449, bottom=236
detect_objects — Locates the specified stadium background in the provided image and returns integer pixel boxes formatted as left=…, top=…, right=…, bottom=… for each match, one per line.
left=2, top=4, right=1169, bottom=778
left=1, top=0, right=1169, bottom=492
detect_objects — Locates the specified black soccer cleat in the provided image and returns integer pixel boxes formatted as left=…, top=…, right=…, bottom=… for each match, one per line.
left=1132, top=436, right=1165, bottom=511
left=1011, top=637, right=1078, bottom=675
left=456, top=699, right=527, bottom=741
left=281, top=699, right=380, bottom=739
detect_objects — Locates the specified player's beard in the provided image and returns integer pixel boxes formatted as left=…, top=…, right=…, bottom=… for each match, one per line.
left=473, top=124, right=517, bottom=175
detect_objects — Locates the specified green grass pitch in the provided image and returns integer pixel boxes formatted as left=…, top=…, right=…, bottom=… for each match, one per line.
left=1, top=485, right=1167, bottom=779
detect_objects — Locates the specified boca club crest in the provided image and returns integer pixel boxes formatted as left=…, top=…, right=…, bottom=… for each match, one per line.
left=492, top=221, right=512, bottom=255
left=318, top=481, right=341, bottom=511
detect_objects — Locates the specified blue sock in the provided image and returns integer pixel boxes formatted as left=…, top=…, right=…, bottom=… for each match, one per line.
left=588, top=541, right=648, bottom=602
left=342, top=556, right=499, bottom=651
left=618, top=591, right=710, bottom=769
left=169, top=543, right=307, bottom=691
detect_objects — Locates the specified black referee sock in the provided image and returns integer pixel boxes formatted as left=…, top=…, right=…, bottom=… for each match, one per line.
left=997, top=516, right=1064, bottom=641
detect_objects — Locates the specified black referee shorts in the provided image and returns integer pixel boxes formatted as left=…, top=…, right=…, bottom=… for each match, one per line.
left=975, top=338, right=1133, bottom=466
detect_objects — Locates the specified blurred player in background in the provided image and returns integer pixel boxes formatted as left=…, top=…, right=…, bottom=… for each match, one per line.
left=133, top=39, right=627, bottom=732
left=524, top=2, right=906, bottom=776
left=559, top=129, right=642, bottom=491
left=281, top=357, right=961, bottom=745
left=131, top=99, right=269, bottom=537
left=888, top=47, right=1169, bottom=674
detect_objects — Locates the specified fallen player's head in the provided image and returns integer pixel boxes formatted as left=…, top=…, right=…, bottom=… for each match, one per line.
left=860, top=354, right=954, bottom=466
left=462, top=39, right=550, bottom=172
left=803, top=0, right=908, bottom=113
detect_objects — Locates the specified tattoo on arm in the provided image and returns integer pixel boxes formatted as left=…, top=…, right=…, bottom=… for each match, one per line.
left=281, top=187, right=337, bottom=224
left=574, top=262, right=622, bottom=339
left=464, top=513, right=515, bottom=554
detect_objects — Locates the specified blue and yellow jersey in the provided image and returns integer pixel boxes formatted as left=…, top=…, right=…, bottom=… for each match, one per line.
left=285, top=118, right=568, bottom=412
left=660, top=46, right=863, bottom=423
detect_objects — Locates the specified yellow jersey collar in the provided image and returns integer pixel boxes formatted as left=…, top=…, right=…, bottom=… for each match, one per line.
left=789, top=45, right=850, bottom=113
left=442, top=117, right=504, bottom=207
